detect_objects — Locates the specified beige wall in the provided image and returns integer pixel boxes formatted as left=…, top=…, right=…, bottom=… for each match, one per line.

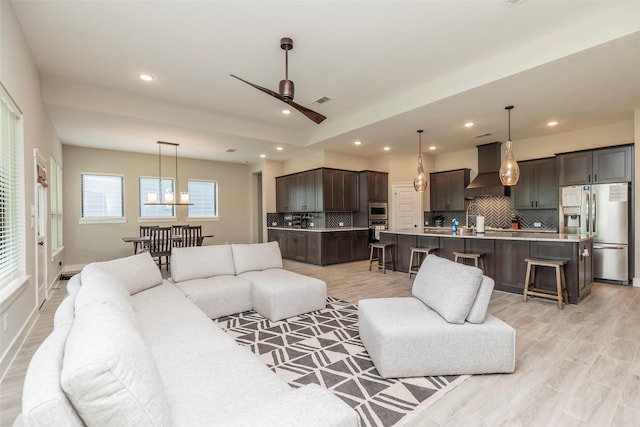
left=1, top=2, right=63, bottom=375
left=250, top=159, right=283, bottom=241
left=635, top=110, right=640, bottom=286
left=62, top=145, right=252, bottom=266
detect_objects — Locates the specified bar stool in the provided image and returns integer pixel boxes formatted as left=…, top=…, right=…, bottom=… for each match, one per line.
left=408, top=247, right=438, bottom=278
left=369, top=243, right=396, bottom=274
left=523, top=258, right=569, bottom=310
left=453, top=252, right=486, bottom=274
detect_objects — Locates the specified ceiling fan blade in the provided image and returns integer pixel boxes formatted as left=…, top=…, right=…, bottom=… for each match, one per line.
left=287, top=100, right=327, bottom=124
left=231, top=74, right=326, bottom=124
left=230, top=74, right=286, bottom=102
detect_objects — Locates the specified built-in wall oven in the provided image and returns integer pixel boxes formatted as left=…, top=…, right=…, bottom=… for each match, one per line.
left=368, top=203, right=388, bottom=242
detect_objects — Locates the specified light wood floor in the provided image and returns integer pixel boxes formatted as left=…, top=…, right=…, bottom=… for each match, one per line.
left=2, top=260, right=640, bottom=426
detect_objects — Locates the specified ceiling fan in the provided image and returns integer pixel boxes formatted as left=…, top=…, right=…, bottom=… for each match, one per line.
left=231, top=37, right=327, bottom=124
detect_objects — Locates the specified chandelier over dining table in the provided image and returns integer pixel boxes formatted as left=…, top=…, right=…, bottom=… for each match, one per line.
left=145, top=141, right=192, bottom=206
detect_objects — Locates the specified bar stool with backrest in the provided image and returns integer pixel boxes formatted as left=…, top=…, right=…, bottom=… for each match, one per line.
left=369, top=242, right=396, bottom=274
left=408, top=246, right=438, bottom=278
left=453, top=251, right=486, bottom=274
left=523, top=257, right=569, bottom=310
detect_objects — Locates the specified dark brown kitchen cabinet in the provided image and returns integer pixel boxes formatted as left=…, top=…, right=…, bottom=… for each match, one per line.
left=284, top=231, right=306, bottom=261
left=276, top=176, right=291, bottom=213
left=465, top=238, right=495, bottom=279
left=494, top=240, right=530, bottom=294
left=438, top=237, right=465, bottom=261
left=268, top=229, right=368, bottom=265
left=430, top=169, right=471, bottom=211
left=512, top=157, right=557, bottom=209
left=306, top=232, right=321, bottom=265
left=364, top=171, right=388, bottom=203
left=558, top=145, right=632, bottom=185
left=323, top=169, right=359, bottom=212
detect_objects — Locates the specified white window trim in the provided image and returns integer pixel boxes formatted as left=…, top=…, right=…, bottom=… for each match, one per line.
left=0, top=275, right=30, bottom=313
left=137, top=217, right=177, bottom=223
left=80, top=172, right=126, bottom=221
left=187, top=179, right=219, bottom=220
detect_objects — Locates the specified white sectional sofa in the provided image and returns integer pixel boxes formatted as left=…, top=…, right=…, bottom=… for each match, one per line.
left=14, top=248, right=359, bottom=427
left=170, top=241, right=327, bottom=321
left=359, top=254, right=516, bottom=379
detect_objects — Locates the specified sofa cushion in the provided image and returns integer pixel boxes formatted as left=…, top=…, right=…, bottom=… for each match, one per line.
left=61, top=303, right=172, bottom=427
left=21, top=325, right=84, bottom=427
left=53, top=294, right=76, bottom=329
left=173, top=275, right=252, bottom=319
left=466, top=275, right=495, bottom=324
left=231, top=241, right=283, bottom=274
left=412, top=255, right=482, bottom=324
left=171, top=244, right=236, bottom=282
left=90, top=252, right=162, bottom=295
left=74, top=264, right=138, bottom=327
left=66, top=273, right=82, bottom=296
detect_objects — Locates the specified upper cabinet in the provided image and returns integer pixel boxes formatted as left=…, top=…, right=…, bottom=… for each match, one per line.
left=430, top=169, right=470, bottom=211
left=512, top=157, right=558, bottom=210
left=558, top=145, right=633, bottom=186
left=276, top=168, right=358, bottom=213
left=362, top=171, right=388, bottom=203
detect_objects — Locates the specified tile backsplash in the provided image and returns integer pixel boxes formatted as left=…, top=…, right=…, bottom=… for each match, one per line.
left=266, top=212, right=353, bottom=228
left=425, top=196, right=558, bottom=230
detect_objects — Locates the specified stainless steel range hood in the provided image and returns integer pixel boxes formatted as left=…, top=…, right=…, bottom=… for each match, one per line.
left=465, top=142, right=511, bottom=198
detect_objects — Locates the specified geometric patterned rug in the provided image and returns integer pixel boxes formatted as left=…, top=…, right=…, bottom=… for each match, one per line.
left=216, top=297, right=469, bottom=427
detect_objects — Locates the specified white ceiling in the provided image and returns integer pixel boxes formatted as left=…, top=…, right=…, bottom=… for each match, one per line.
left=11, top=0, right=640, bottom=164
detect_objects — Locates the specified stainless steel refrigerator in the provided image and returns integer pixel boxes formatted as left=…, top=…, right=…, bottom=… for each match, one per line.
left=559, top=183, right=630, bottom=284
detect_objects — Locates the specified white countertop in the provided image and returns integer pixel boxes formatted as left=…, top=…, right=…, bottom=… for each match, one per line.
left=267, top=227, right=369, bottom=232
left=384, top=228, right=592, bottom=242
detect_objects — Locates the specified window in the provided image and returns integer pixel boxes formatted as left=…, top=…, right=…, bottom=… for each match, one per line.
left=139, top=177, right=175, bottom=218
left=50, top=156, right=63, bottom=257
left=80, top=173, right=124, bottom=221
left=188, top=180, right=218, bottom=218
left=0, top=88, right=25, bottom=292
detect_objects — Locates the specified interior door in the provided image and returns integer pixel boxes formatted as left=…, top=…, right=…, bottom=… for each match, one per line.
left=34, top=150, right=48, bottom=309
left=392, top=183, right=422, bottom=231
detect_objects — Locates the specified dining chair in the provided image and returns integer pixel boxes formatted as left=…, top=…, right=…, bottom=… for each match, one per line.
left=181, top=225, right=202, bottom=247
left=148, top=226, right=172, bottom=270
left=136, top=225, right=153, bottom=253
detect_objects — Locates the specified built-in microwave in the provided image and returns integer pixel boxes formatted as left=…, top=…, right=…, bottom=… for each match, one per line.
left=368, top=203, right=388, bottom=220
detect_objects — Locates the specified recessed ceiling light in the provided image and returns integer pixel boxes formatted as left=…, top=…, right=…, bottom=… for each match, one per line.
left=547, top=121, right=559, bottom=127
left=354, top=141, right=362, bottom=146
left=276, top=146, right=283, bottom=151
left=282, top=109, right=291, bottom=115
left=429, top=146, right=436, bottom=150
left=464, top=122, right=474, bottom=128
left=139, top=73, right=154, bottom=81
left=260, top=154, right=266, bottom=158
left=383, top=146, right=391, bottom=151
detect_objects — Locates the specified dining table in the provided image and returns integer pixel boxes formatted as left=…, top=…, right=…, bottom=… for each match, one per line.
left=121, top=234, right=214, bottom=254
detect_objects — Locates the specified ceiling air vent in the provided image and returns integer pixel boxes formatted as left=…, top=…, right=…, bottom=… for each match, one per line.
left=312, top=96, right=331, bottom=105
left=474, top=133, right=492, bottom=139
left=226, top=149, right=237, bottom=153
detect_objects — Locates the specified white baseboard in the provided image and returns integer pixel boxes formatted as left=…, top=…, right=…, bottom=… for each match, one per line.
left=633, top=277, right=640, bottom=287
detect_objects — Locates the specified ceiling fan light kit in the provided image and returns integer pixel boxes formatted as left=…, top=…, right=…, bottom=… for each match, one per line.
left=231, top=37, right=326, bottom=124
left=499, top=105, right=520, bottom=186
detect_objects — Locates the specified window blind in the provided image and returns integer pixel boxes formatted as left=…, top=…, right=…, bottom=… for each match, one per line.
left=0, top=91, right=25, bottom=289
left=188, top=180, right=218, bottom=218
left=139, top=177, right=174, bottom=217
left=81, top=174, right=124, bottom=218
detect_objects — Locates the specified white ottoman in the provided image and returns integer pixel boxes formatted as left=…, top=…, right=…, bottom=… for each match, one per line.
left=359, top=297, right=516, bottom=378
left=239, top=269, right=327, bottom=321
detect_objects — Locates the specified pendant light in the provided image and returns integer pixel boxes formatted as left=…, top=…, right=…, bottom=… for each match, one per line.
left=145, top=141, right=192, bottom=206
left=499, top=105, right=520, bottom=186
left=413, top=129, right=427, bottom=192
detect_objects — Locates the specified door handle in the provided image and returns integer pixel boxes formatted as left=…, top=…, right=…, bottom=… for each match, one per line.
left=593, top=245, right=625, bottom=250
left=592, top=193, right=596, bottom=234
left=38, top=241, right=44, bottom=246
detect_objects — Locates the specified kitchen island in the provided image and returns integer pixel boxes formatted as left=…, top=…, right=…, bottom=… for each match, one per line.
left=381, top=229, right=594, bottom=304
left=267, top=227, right=370, bottom=266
